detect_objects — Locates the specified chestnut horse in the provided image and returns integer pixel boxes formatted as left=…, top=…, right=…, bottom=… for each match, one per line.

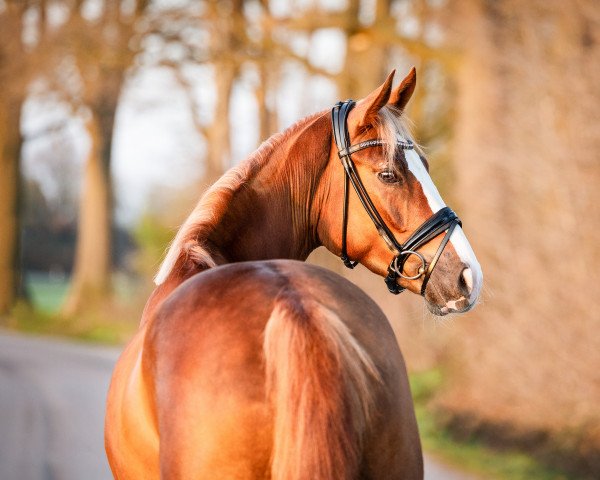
left=105, top=68, right=482, bottom=480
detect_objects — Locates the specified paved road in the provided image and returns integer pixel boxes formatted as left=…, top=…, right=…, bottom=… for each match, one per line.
left=0, top=331, right=478, bottom=480
left=0, top=331, right=119, bottom=480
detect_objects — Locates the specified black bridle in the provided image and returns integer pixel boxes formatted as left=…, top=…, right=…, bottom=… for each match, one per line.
left=331, top=100, right=462, bottom=295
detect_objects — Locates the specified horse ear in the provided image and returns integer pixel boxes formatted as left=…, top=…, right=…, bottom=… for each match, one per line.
left=389, top=67, right=416, bottom=112
left=353, top=69, right=395, bottom=130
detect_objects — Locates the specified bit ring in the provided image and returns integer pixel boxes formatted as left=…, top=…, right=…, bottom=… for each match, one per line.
left=392, top=250, right=427, bottom=280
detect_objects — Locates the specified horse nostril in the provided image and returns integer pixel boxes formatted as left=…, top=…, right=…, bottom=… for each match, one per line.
left=459, top=267, right=473, bottom=296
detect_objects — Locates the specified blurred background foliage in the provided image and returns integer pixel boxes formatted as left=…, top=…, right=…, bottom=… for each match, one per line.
left=0, top=0, right=599, bottom=478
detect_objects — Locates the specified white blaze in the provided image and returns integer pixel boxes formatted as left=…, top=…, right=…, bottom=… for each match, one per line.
left=404, top=149, right=483, bottom=304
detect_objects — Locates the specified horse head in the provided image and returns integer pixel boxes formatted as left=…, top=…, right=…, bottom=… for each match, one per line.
left=319, top=68, right=482, bottom=315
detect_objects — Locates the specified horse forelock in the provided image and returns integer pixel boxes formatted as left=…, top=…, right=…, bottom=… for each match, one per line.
left=154, top=110, right=329, bottom=285
left=375, top=105, right=417, bottom=168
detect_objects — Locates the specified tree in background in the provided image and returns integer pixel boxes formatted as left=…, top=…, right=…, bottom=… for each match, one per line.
left=0, top=0, right=149, bottom=316
left=0, top=2, right=26, bottom=315
left=54, top=0, right=150, bottom=315
left=1, top=0, right=461, bottom=348
left=434, top=0, right=600, bottom=475
left=0, top=0, right=51, bottom=315
left=167, top=0, right=248, bottom=185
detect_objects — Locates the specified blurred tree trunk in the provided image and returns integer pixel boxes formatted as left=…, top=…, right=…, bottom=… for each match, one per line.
left=256, top=64, right=270, bottom=142
left=256, top=49, right=278, bottom=141
left=338, top=0, right=393, bottom=98
left=201, top=0, right=245, bottom=184
left=255, top=3, right=279, bottom=142
left=61, top=72, right=123, bottom=315
left=203, top=61, right=236, bottom=184
left=0, top=1, right=28, bottom=316
left=60, top=0, right=146, bottom=315
left=0, top=96, right=24, bottom=315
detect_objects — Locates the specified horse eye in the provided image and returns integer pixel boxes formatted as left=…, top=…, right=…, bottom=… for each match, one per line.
left=377, top=170, right=399, bottom=184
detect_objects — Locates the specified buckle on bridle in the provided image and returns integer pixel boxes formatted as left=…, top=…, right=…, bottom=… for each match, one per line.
left=385, top=269, right=404, bottom=295
left=384, top=250, right=426, bottom=295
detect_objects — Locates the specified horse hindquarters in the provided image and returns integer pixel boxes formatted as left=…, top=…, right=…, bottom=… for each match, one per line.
left=134, top=261, right=422, bottom=479
left=105, top=329, right=160, bottom=480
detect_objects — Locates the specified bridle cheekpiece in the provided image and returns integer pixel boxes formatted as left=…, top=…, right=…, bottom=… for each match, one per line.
left=331, top=100, right=462, bottom=295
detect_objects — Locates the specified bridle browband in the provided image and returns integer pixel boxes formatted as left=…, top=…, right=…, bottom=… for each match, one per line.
left=331, top=100, right=462, bottom=295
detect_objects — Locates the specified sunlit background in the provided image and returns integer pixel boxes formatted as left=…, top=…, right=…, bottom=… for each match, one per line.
left=1, top=0, right=599, bottom=479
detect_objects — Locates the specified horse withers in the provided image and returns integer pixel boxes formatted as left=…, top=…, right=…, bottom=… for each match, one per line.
left=105, top=68, right=482, bottom=480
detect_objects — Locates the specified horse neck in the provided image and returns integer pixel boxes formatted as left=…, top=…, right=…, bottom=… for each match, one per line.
left=206, top=113, right=332, bottom=262
left=141, top=112, right=332, bottom=323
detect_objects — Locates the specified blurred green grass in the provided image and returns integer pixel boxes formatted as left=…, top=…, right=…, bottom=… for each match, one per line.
left=7, top=272, right=139, bottom=344
left=26, top=271, right=138, bottom=315
left=26, top=272, right=70, bottom=314
left=410, top=370, right=574, bottom=480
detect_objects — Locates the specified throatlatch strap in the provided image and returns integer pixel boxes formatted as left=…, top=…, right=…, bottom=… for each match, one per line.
left=340, top=172, right=357, bottom=269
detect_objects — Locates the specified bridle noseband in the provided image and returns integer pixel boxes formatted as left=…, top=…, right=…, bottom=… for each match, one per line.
left=331, top=100, right=462, bottom=295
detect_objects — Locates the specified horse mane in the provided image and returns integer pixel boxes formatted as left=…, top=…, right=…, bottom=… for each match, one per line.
left=154, top=111, right=327, bottom=285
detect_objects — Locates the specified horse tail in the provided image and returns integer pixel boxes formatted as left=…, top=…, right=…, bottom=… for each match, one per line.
left=263, top=288, right=380, bottom=480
